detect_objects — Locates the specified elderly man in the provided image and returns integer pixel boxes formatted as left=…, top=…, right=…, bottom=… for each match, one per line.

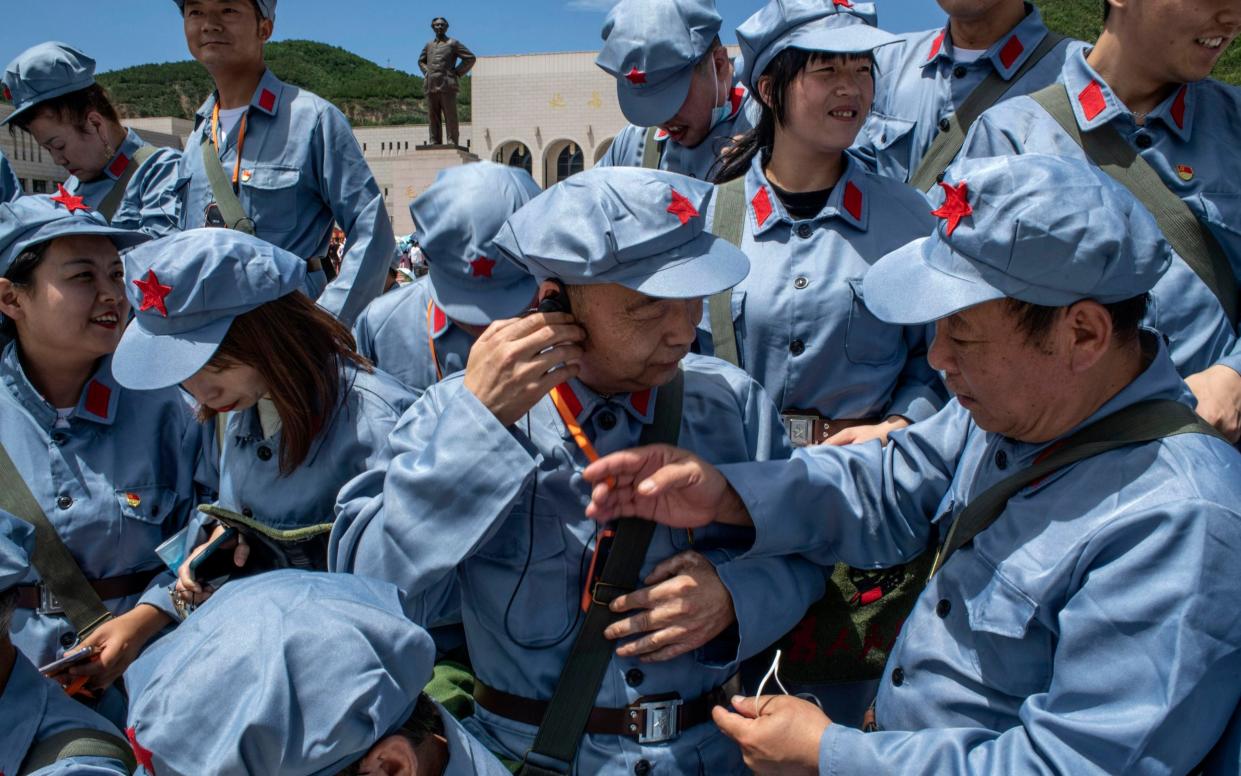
left=332, top=167, right=824, bottom=774
left=583, top=154, right=1241, bottom=775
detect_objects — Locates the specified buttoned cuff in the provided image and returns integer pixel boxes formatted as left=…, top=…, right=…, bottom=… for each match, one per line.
left=137, top=571, right=179, bottom=620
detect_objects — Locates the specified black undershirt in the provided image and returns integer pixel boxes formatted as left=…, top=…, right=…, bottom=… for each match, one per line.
left=768, top=181, right=834, bottom=221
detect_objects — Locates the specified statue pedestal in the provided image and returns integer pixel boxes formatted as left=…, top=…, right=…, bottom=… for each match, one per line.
left=387, top=146, right=481, bottom=234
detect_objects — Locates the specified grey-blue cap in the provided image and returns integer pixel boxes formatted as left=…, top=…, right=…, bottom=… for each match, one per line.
left=493, top=167, right=748, bottom=299
left=863, top=154, right=1173, bottom=326
left=411, top=161, right=541, bottom=326
left=596, top=0, right=723, bottom=127
left=112, top=229, right=307, bottom=392
left=737, top=0, right=896, bottom=93
left=1, top=42, right=96, bottom=127
left=172, top=0, right=276, bottom=19
left=0, top=191, right=151, bottom=278
left=125, top=571, right=434, bottom=776
left=0, top=512, right=34, bottom=595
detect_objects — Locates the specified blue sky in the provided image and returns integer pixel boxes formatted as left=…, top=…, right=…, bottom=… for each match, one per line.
left=4, top=1, right=947, bottom=74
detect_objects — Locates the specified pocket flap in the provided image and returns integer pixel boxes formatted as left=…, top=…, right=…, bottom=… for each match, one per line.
left=964, top=570, right=1038, bottom=639
left=241, top=165, right=300, bottom=190
left=116, top=486, right=179, bottom=524
left=865, top=112, right=917, bottom=152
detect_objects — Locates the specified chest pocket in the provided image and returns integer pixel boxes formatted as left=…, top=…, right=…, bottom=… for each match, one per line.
left=962, top=560, right=1053, bottom=698
left=240, top=165, right=301, bottom=235
left=115, top=485, right=181, bottom=544
left=845, top=277, right=903, bottom=366
left=865, top=112, right=917, bottom=153
left=696, top=290, right=746, bottom=367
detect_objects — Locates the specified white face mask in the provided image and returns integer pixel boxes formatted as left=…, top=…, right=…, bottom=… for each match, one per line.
left=706, top=55, right=733, bottom=130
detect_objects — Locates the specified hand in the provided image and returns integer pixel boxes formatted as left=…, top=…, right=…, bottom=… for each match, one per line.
left=713, top=694, right=830, bottom=775
left=1186, top=364, right=1241, bottom=443
left=175, top=524, right=249, bottom=606
left=824, top=416, right=910, bottom=446
left=462, top=313, right=585, bottom=426
left=67, top=605, right=171, bottom=690
left=604, top=550, right=736, bottom=662
left=582, top=445, right=751, bottom=529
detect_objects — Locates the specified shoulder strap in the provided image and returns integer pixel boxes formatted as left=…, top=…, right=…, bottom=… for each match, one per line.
left=704, top=177, right=747, bottom=367
left=640, top=126, right=663, bottom=170
left=1030, top=83, right=1239, bottom=326
left=198, top=131, right=256, bottom=236
left=18, top=728, right=137, bottom=775
left=96, top=144, right=158, bottom=222
left=930, top=399, right=1223, bottom=577
left=518, top=370, right=685, bottom=776
left=0, top=442, right=113, bottom=638
left=909, top=32, right=1066, bottom=192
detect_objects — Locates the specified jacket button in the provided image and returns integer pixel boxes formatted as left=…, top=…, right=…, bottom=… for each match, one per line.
left=56, top=495, right=73, bottom=510
left=936, top=172, right=946, bottom=184
left=634, top=760, right=651, bottom=776
left=242, top=507, right=254, bottom=518
left=789, top=339, right=805, bottom=356
left=938, top=117, right=951, bottom=133
left=995, top=449, right=1009, bottom=470
left=257, top=446, right=273, bottom=461
left=51, top=432, right=69, bottom=447
left=625, top=668, right=644, bottom=687
left=952, top=65, right=967, bottom=79
left=597, top=411, right=617, bottom=431
left=793, top=276, right=809, bottom=290
left=936, top=599, right=951, bottom=618
left=1135, top=133, right=1153, bottom=149
left=891, top=667, right=905, bottom=687
left=60, top=632, right=77, bottom=648
left=796, top=223, right=813, bottom=238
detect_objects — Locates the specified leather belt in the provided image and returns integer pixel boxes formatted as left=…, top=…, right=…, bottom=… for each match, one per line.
left=781, top=411, right=878, bottom=447
left=475, top=681, right=727, bottom=744
left=15, top=568, right=161, bottom=615
left=306, top=256, right=324, bottom=273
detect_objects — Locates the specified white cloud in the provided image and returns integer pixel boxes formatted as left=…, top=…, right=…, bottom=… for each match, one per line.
left=566, top=0, right=620, bottom=10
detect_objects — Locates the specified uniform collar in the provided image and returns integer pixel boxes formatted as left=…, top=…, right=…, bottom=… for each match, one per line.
left=0, top=654, right=50, bottom=775
left=103, top=128, right=148, bottom=182
left=195, top=68, right=285, bottom=120
left=923, top=3, right=1051, bottom=81
left=429, top=301, right=454, bottom=341
left=1062, top=49, right=1195, bottom=141
left=555, top=378, right=659, bottom=428
left=744, top=152, right=868, bottom=236
left=1, top=342, right=120, bottom=427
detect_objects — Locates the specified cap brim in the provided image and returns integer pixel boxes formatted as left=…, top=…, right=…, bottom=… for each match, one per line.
left=616, top=66, right=695, bottom=127
left=427, top=267, right=537, bottom=327
left=112, top=315, right=232, bottom=391
left=748, top=22, right=899, bottom=91
left=863, top=237, right=1006, bottom=326
left=613, top=232, right=750, bottom=299
left=20, top=218, right=151, bottom=254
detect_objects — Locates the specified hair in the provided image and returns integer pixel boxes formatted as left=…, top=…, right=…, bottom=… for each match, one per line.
left=335, top=693, right=444, bottom=776
left=8, top=84, right=121, bottom=138
left=1103, top=0, right=1111, bottom=22
left=199, top=292, right=371, bottom=475
left=0, top=242, right=50, bottom=338
left=432, top=16, right=448, bottom=25
left=1004, top=294, right=1149, bottom=349
left=0, top=588, right=16, bottom=635
left=712, top=48, right=875, bottom=184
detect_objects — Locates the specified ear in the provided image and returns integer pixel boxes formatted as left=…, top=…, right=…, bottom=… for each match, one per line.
left=259, top=18, right=274, bottom=42
left=84, top=111, right=107, bottom=136
left=355, top=735, right=418, bottom=776
left=537, top=279, right=564, bottom=303
left=1064, top=300, right=1114, bottom=373
left=0, top=278, right=27, bottom=324
left=756, top=74, right=774, bottom=109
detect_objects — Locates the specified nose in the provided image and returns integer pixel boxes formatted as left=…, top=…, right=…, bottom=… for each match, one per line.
left=927, top=324, right=953, bottom=374
left=666, top=299, right=702, bottom=347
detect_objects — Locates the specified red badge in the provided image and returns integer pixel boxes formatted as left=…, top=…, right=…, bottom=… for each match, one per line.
left=133, top=270, right=173, bottom=317
left=258, top=88, right=276, bottom=112
left=1078, top=81, right=1107, bottom=122
left=930, top=181, right=973, bottom=236
left=666, top=188, right=699, bottom=225
left=843, top=181, right=863, bottom=222
left=470, top=256, right=496, bottom=278
left=625, top=67, right=647, bottom=85
left=2, top=85, right=10, bottom=101
left=50, top=184, right=90, bottom=213
left=927, top=29, right=946, bottom=61
left=125, top=492, right=142, bottom=508
left=1177, top=164, right=1195, bottom=181
left=833, top=0, right=853, bottom=6
left=998, top=35, right=1024, bottom=70
left=85, top=380, right=112, bottom=418
left=1170, top=85, right=1187, bottom=130
left=126, top=727, right=156, bottom=774
left=108, top=154, right=131, bottom=179
left=752, top=187, right=773, bottom=228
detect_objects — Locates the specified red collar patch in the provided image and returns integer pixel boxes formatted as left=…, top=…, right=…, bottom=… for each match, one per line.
left=470, top=256, right=496, bottom=278
left=133, top=270, right=173, bottom=317
left=431, top=303, right=449, bottom=335
left=1170, top=85, right=1188, bottom=129
left=998, top=35, right=1024, bottom=70
left=84, top=380, right=112, bottom=418
left=752, top=187, right=773, bottom=228
left=3, top=85, right=11, bottom=101
left=258, top=88, right=276, bottom=112
left=108, top=154, right=131, bottom=179
left=931, top=181, right=972, bottom=236
left=127, top=727, right=155, bottom=773
left=927, top=29, right=947, bottom=61
left=630, top=388, right=651, bottom=416
left=667, top=188, right=699, bottom=225
left=1078, top=81, right=1107, bottom=122
left=843, top=181, right=863, bottom=222
left=50, top=184, right=90, bottom=213
left=729, top=85, right=745, bottom=118
left=625, top=67, right=647, bottom=85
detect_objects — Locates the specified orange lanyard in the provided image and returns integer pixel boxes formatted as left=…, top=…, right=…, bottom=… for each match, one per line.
left=211, top=103, right=249, bottom=188
left=425, top=300, right=444, bottom=382
left=550, top=383, right=602, bottom=465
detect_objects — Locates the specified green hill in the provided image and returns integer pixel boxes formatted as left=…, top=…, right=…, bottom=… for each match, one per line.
left=1037, top=0, right=1240, bottom=84
left=96, top=40, right=470, bottom=126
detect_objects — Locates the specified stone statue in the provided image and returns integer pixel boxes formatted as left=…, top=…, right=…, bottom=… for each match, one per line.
left=418, top=17, right=476, bottom=147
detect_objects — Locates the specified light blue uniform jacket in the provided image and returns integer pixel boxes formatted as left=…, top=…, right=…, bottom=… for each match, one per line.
left=66, top=128, right=181, bottom=237
left=0, top=345, right=203, bottom=669
left=960, top=49, right=1241, bottom=379
left=175, top=69, right=395, bottom=326
left=1, top=654, right=131, bottom=775
left=853, top=3, right=1083, bottom=185
left=698, top=154, right=944, bottom=421
left=721, top=336, right=1241, bottom=775
left=1, top=149, right=20, bottom=201
left=331, top=354, right=827, bottom=774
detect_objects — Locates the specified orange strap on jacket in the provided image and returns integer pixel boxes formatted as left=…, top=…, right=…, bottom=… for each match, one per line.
left=211, top=103, right=249, bottom=188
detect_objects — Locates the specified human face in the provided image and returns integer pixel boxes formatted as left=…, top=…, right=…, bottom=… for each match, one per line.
left=432, top=19, right=449, bottom=37
left=766, top=54, right=874, bottom=157
left=25, top=112, right=110, bottom=182
left=182, top=0, right=271, bottom=70
left=936, top=0, right=1022, bottom=23
left=1111, top=0, right=1241, bottom=83
left=659, top=48, right=731, bottom=148
left=0, top=235, right=128, bottom=361
left=568, top=283, right=701, bottom=394
left=181, top=361, right=268, bottom=414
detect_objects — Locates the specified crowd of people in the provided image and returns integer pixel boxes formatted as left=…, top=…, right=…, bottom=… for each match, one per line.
left=1, top=0, right=1239, bottom=774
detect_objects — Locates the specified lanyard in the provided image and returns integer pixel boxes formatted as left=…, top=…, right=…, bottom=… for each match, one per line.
left=425, top=300, right=444, bottom=382
left=550, top=383, right=602, bottom=465
left=211, top=103, right=249, bottom=189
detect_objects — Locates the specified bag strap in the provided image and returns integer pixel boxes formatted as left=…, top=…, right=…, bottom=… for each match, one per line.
left=640, top=126, right=663, bottom=170
left=518, top=369, right=685, bottom=775
left=930, top=399, right=1223, bottom=577
left=0, top=442, right=113, bottom=638
left=18, top=728, right=138, bottom=775
left=198, top=130, right=256, bottom=236
left=1030, top=83, right=1239, bottom=327
left=704, top=177, right=747, bottom=367
left=908, top=32, right=1066, bottom=192
left=96, top=144, right=158, bottom=222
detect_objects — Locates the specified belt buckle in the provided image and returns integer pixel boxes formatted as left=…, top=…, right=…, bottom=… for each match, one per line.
left=38, top=583, right=65, bottom=616
left=782, top=414, right=817, bottom=448
left=636, top=697, right=683, bottom=744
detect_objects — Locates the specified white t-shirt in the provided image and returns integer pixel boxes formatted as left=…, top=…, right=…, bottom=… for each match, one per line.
left=217, top=106, right=247, bottom=147
left=953, top=47, right=988, bottom=64
left=54, top=407, right=73, bottom=429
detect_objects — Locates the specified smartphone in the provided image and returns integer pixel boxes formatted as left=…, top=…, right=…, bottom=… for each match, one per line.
left=189, top=526, right=240, bottom=584
left=39, top=645, right=95, bottom=677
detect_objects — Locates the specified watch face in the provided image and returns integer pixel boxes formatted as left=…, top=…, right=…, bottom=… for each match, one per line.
left=204, top=202, right=227, bottom=228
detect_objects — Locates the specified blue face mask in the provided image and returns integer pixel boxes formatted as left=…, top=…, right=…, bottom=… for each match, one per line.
left=706, top=57, right=733, bottom=130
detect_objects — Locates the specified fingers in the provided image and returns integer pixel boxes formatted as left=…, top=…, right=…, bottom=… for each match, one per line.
left=603, top=608, right=652, bottom=640
left=233, top=538, right=250, bottom=568
left=644, top=550, right=699, bottom=586
left=823, top=428, right=859, bottom=446
left=582, top=446, right=672, bottom=486
left=712, top=703, right=753, bottom=741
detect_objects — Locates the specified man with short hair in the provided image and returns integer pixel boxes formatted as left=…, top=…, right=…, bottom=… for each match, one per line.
left=595, top=0, right=756, bottom=180
left=418, top=17, right=475, bottom=148
left=172, top=0, right=395, bottom=326
left=582, top=154, right=1241, bottom=775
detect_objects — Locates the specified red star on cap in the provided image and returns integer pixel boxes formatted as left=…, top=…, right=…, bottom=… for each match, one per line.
left=930, top=181, right=973, bottom=237
left=50, top=183, right=90, bottom=213
left=126, top=727, right=156, bottom=773
left=667, top=188, right=699, bottom=225
left=625, top=67, right=647, bottom=85
left=833, top=0, right=854, bottom=7
left=133, top=269, right=173, bottom=317
left=470, top=256, right=496, bottom=278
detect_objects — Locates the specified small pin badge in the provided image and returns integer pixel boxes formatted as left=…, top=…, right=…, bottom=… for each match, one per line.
left=241, top=169, right=253, bottom=183
left=125, top=492, right=142, bottom=508
left=1176, top=164, right=1194, bottom=182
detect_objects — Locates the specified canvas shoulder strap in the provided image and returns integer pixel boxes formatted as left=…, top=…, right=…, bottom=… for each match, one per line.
left=0, top=441, right=113, bottom=638
left=909, top=31, right=1066, bottom=192
left=930, top=399, right=1223, bottom=577
left=198, top=130, right=256, bottom=236
left=96, top=145, right=158, bottom=222
left=704, top=177, right=746, bottom=367
left=518, top=370, right=685, bottom=776
left=1030, top=83, right=1239, bottom=327
left=640, top=126, right=663, bottom=170
left=18, top=728, right=137, bottom=775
